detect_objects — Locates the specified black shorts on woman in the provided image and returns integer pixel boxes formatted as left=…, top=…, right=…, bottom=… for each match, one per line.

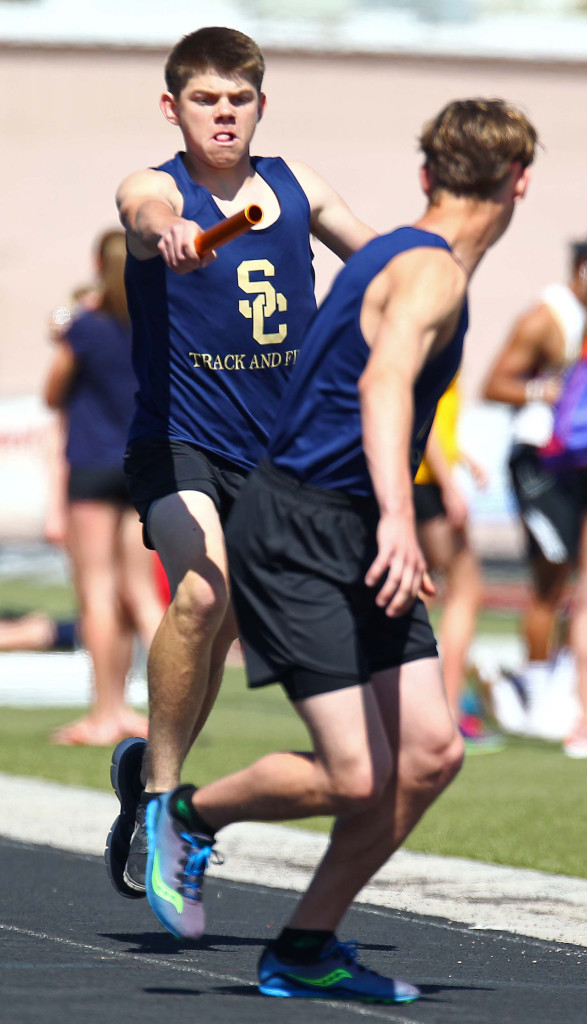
left=68, top=465, right=132, bottom=505
left=225, top=460, right=438, bottom=703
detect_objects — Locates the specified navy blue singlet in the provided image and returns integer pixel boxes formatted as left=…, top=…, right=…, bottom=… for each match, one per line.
left=269, top=227, right=468, bottom=496
left=65, top=310, right=135, bottom=469
left=126, top=154, right=317, bottom=470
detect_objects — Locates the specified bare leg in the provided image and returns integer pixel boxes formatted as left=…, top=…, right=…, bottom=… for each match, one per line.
left=418, top=517, right=483, bottom=715
left=524, top=552, right=570, bottom=662
left=52, top=501, right=136, bottom=745
left=287, top=659, right=463, bottom=931
left=193, top=659, right=462, bottom=933
left=118, top=508, right=167, bottom=649
left=195, top=684, right=393, bottom=828
left=116, top=509, right=167, bottom=736
left=186, top=602, right=239, bottom=750
left=569, top=515, right=587, bottom=733
left=142, top=491, right=231, bottom=792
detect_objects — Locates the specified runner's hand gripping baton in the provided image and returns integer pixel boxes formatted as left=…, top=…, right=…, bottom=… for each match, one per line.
left=195, top=204, right=264, bottom=257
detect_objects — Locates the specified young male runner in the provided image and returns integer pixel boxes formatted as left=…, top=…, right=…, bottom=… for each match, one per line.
left=104, top=27, right=375, bottom=899
left=144, top=98, right=537, bottom=1003
left=483, top=241, right=587, bottom=739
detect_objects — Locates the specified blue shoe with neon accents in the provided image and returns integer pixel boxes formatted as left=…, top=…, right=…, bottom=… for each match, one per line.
left=258, top=937, right=420, bottom=1003
left=145, top=788, right=220, bottom=940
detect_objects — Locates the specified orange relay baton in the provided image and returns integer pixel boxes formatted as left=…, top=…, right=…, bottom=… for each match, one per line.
left=195, top=204, right=264, bottom=257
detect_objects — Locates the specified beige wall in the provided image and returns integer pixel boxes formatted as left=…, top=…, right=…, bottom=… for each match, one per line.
left=2, top=44, right=587, bottom=401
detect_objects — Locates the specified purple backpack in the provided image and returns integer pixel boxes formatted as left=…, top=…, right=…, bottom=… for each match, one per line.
left=541, top=360, right=587, bottom=472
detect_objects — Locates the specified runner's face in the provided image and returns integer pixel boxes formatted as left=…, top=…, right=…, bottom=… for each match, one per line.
left=169, top=70, right=265, bottom=169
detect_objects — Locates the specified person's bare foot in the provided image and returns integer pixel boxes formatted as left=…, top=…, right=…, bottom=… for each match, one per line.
left=50, top=711, right=148, bottom=747
left=118, top=708, right=149, bottom=740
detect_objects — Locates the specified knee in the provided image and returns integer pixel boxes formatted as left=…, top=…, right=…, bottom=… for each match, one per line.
left=405, top=724, right=464, bottom=798
left=116, top=576, right=139, bottom=620
left=442, top=729, right=466, bottom=783
left=328, top=749, right=393, bottom=814
left=171, top=570, right=229, bottom=638
left=77, top=586, right=118, bottom=619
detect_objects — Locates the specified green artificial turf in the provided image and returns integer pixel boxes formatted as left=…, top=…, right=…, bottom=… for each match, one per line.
left=404, top=735, right=587, bottom=878
left=1, top=664, right=585, bottom=879
left=1, top=575, right=583, bottom=878
left=0, top=577, right=77, bottom=620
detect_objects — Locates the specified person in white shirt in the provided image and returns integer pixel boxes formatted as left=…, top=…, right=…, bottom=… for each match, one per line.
left=483, top=241, right=587, bottom=748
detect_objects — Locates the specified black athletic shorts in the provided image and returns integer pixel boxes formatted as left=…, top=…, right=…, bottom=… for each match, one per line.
left=68, top=466, right=131, bottom=504
left=225, top=460, right=439, bottom=703
left=509, top=444, right=587, bottom=564
left=124, top=438, right=247, bottom=549
left=413, top=483, right=445, bottom=523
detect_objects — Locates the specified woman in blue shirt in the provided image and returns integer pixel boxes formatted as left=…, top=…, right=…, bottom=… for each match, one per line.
left=44, top=230, right=165, bottom=745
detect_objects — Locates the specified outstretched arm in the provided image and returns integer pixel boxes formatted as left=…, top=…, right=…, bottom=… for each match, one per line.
left=117, top=169, right=214, bottom=272
left=286, top=160, right=376, bottom=261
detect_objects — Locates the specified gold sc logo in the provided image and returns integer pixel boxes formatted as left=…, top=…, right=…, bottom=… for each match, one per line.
left=237, top=259, right=288, bottom=345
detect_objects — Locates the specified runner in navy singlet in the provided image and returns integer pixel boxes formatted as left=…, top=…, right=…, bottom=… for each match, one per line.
left=105, top=26, right=376, bottom=900
left=144, top=100, right=537, bottom=1001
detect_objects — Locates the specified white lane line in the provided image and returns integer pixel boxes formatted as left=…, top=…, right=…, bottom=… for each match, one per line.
left=0, top=922, right=425, bottom=1023
left=0, top=921, right=250, bottom=985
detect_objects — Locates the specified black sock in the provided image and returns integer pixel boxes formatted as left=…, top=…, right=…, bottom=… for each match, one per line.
left=273, top=927, right=335, bottom=964
left=170, top=784, right=215, bottom=839
left=138, top=790, right=163, bottom=807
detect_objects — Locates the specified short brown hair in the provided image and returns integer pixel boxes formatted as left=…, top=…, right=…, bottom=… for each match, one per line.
left=419, top=98, right=538, bottom=203
left=165, top=27, right=265, bottom=98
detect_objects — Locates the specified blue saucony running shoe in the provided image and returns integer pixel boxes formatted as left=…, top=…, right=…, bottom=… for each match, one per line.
left=258, top=937, right=420, bottom=1003
left=145, top=789, right=220, bottom=940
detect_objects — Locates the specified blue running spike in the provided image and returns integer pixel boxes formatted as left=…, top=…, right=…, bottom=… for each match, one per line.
left=258, top=937, right=420, bottom=1003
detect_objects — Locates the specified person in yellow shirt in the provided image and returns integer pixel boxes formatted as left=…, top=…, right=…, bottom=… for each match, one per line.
left=414, top=378, right=502, bottom=750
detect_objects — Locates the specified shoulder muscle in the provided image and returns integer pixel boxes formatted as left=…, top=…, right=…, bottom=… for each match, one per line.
left=116, top=169, right=183, bottom=218
left=361, top=247, right=465, bottom=377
